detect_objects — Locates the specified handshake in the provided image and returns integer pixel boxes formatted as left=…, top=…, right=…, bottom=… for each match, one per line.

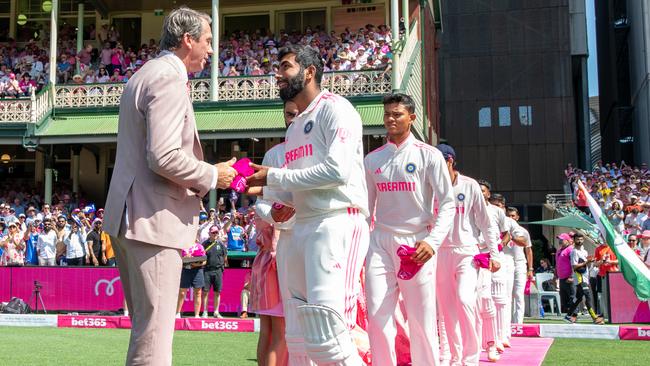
left=215, top=157, right=268, bottom=193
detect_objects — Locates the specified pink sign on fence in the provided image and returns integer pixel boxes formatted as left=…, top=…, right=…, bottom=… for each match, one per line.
left=619, top=327, right=650, bottom=341
left=510, top=324, right=540, bottom=337
left=0, top=267, right=250, bottom=314
left=608, top=272, right=650, bottom=324
left=185, top=317, right=255, bottom=332
left=58, top=315, right=121, bottom=329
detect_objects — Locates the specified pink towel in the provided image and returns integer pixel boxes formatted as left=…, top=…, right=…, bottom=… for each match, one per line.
left=473, top=253, right=491, bottom=269
left=396, top=245, right=423, bottom=280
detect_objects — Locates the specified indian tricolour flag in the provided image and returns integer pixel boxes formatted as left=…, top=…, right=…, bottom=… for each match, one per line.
left=577, top=180, right=650, bottom=301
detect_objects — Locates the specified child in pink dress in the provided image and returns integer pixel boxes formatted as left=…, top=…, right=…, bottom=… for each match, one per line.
left=250, top=217, right=286, bottom=366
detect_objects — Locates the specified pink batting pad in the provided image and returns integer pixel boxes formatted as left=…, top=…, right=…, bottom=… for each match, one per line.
left=396, top=244, right=423, bottom=280
left=232, top=158, right=255, bottom=177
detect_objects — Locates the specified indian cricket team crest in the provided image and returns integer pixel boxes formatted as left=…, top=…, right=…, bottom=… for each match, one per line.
left=405, top=162, right=416, bottom=173
left=457, top=193, right=465, bottom=201
left=304, top=120, right=314, bottom=134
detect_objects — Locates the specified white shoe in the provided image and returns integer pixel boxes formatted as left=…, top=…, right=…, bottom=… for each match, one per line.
left=502, top=340, right=511, bottom=348
left=201, top=311, right=208, bottom=318
left=488, top=346, right=500, bottom=362
left=214, top=312, right=223, bottom=318
left=496, top=343, right=505, bottom=354
left=123, top=310, right=129, bottom=317
left=175, top=313, right=181, bottom=318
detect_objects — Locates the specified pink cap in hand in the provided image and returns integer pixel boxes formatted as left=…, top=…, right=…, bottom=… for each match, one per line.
left=396, top=244, right=423, bottom=280
left=473, top=253, right=491, bottom=269
left=232, top=158, right=254, bottom=177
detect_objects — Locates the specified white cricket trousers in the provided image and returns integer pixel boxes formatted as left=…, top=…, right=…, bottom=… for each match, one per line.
left=282, top=208, right=369, bottom=366
left=475, top=268, right=498, bottom=350
left=436, top=247, right=480, bottom=366
left=492, top=254, right=513, bottom=345
left=366, top=227, right=439, bottom=366
left=511, top=260, right=527, bottom=324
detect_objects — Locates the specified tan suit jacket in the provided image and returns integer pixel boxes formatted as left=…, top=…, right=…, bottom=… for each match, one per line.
left=104, top=53, right=214, bottom=250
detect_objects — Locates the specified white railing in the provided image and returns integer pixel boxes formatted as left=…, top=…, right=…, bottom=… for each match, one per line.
left=32, top=86, right=53, bottom=123
left=546, top=193, right=575, bottom=208
left=0, top=96, right=32, bottom=123
left=0, top=70, right=391, bottom=123
left=54, top=70, right=390, bottom=107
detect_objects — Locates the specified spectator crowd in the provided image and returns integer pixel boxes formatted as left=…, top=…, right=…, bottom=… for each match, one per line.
left=566, top=160, right=650, bottom=236
left=1, top=22, right=394, bottom=98
left=0, top=182, right=258, bottom=267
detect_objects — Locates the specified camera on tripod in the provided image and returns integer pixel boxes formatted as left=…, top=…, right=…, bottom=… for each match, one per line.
left=34, top=281, right=42, bottom=290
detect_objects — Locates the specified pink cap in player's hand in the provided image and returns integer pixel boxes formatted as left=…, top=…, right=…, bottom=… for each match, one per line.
left=232, top=158, right=255, bottom=177
left=396, top=245, right=423, bottom=280
left=230, top=158, right=255, bottom=193
left=473, top=253, right=491, bottom=269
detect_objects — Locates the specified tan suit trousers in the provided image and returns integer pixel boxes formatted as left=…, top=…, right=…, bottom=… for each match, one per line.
left=113, top=226, right=182, bottom=366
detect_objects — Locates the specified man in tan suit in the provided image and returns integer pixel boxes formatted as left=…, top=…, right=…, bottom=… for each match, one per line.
left=103, top=7, right=236, bottom=365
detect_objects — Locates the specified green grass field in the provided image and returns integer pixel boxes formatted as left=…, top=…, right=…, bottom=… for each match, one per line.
left=2, top=327, right=649, bottom=365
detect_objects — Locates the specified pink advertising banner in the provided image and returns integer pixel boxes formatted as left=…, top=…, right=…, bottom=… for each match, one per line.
left=619, top=327, right=650, bottom=341
left=608, top=272, right=650, bottom=324
left=510, top=324, right=541, bottom=337
left=57, top=315, right=256, bottom=333
left=0, top=267, right=250, bottom=314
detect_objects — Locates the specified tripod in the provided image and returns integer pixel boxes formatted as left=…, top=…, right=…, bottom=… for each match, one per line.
left=29, top=281, right=47, bottom=314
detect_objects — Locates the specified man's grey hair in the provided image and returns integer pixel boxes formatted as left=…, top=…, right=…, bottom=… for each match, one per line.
left=159, top=7, right=211, bottom=51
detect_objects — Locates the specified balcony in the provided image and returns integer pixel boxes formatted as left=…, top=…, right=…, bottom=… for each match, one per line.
left=0, top=70, right=391, bottom=123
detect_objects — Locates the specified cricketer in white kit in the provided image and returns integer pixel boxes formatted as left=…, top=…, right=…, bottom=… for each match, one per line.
left=254, top=101, right=300, bottom=366
left=364, top=93, right=455, bottom=366
left=485, top=193, right=514, bottom=349
left=249, top=45, right=369, bottom=366
left=435, top=144, right=500, bottom=366
left=504, top=207, right=533, bottom=325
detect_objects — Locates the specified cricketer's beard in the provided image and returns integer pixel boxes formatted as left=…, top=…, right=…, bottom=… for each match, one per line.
left=278, top=69, right=305, bottom=102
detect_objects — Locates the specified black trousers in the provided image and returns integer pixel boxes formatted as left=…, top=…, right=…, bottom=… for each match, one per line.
left=559, top=278, right=576, bottom=313
left=66, top=257, right=85, bottom=266
left=566, top=279, right=597, bottom=319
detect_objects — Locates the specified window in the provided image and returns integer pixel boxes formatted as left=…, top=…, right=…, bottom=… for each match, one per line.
left=519, top=105, right=533, bottom=126
left=478, top=107, right=491, bottom=127
left=498, top=106, right=511, bottom=127
left=277, top=9, right=326, bottom=33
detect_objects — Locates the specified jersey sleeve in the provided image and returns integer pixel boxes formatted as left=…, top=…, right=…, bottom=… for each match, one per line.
left=364, top=156, right=377, bottom=227
left=570, top=250, right=579, bottom=266
left=470, top=180, right=500, bottom=257
left=260, top=145, right=294, bottom=207
left=267, top=101, right=362, bottom=191
left=422, top=150, right=455, bottom=251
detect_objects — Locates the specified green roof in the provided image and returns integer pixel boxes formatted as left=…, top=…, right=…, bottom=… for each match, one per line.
left=35, top=102, right=384, bottom=138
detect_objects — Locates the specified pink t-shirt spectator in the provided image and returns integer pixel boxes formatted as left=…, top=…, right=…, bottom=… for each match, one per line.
left=555, top=245, right=574, bottom=279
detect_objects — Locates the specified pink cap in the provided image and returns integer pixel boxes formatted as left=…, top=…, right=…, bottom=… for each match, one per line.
left=556, top=233, right=573, bottom=241
left=641, top=230, right=650, bottom=239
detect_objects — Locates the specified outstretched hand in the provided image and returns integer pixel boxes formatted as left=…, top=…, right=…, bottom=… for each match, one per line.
left=215, top=157, right=237, bottom=189
left=247, top=163, right=270, bottom=187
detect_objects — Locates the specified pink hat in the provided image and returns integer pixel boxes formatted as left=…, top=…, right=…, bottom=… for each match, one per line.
left=556, top=233, right=573, bottom=241
left=641, top=230, right=650, bottom=239
left=8, top=73, right=15, bottom=79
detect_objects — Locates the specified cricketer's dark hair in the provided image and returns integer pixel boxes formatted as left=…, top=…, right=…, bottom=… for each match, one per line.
left=506, top=207, right=519, bottom=215
left=382, top=93, right=416, bottom=114
left=477, top=179, right=492, bottom=191
left=277, top=44, right=324, bottom=87
left=488, top=193, right=505, bottom=205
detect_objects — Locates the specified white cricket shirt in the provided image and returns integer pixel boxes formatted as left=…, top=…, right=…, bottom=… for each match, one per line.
left=256, top=142, right=295, bottom=230
left=364, top=133, right=455, bottom=250
left=265, top=90, right=368, bottom=219
left=439, top=173, right=500, bottom=256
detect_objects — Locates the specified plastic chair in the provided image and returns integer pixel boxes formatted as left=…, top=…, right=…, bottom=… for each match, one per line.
left=536, top=273, right=562, bottom=316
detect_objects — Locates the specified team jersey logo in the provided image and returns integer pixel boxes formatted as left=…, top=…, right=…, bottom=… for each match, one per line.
left=405, top=163, right=416, bottom=173
left=304, top=121, right=314, bottom=134
left=374, top=167, right=382, bottom=174
left=457, top=193, right=465, bottom=201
